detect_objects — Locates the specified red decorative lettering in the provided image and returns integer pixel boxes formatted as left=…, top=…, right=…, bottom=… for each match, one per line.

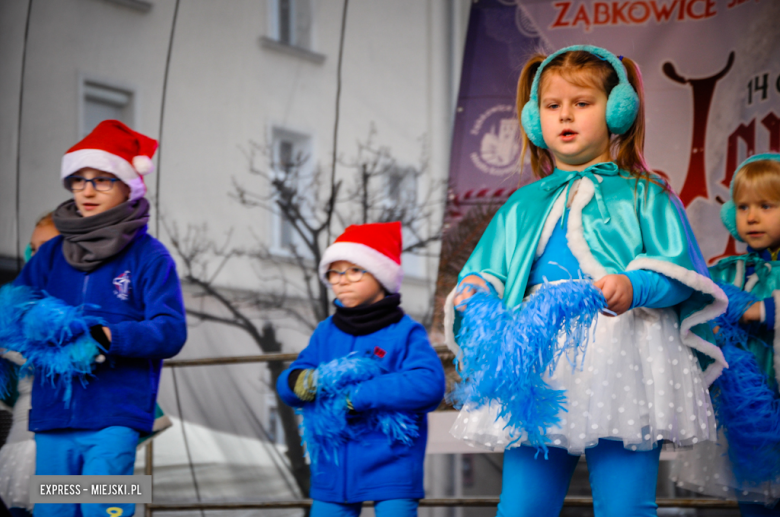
left=761, top=112, right=780, bottom=152
left=722, top=120, right=756, bottom=190
left=612, top=1, right=630, bottom=24
left=649, top=0, right=678, bottom=22
left=629, top=1, right=651, bottom=22
left=709, top=236, right=739, bottom=265
left=551, top=1, right=573, bottom=28
left=571, top=3, right=592, bottom=30
left=594, top=2, right=611, bottom=24
left=662, top=52, right=734, bottom=206
left=687, top=0, right=716, bottom=19
left=677, top=0, right=687, bottom=20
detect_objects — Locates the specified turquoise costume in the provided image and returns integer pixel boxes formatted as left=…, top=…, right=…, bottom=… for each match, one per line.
left=672, top=154, right=780, bottom=507
left=445, top=162, right=727, bottom=455
left=447, top=162, right=726, bottom=380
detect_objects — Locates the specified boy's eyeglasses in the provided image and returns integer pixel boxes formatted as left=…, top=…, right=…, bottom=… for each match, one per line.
left=326, top=267, right=367, bottom=284
left=65, top=176, right=121, bottom=192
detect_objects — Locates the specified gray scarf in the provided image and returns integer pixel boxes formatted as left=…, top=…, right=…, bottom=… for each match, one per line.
left=53, top=198, right=150, bottom=272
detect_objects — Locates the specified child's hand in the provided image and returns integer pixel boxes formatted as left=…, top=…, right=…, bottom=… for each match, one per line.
left=593, top=274, right=633, bottom=316
left=453, top=275, right=489, bottom=310
left=740, top=302, right=762, bottom=324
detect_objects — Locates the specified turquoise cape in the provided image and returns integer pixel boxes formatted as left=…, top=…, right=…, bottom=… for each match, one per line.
left=450, top=162, right=728, bottom=384
left=709, top=252, right=780, bottom=387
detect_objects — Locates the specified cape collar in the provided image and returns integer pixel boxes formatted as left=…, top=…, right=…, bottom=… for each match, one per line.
left=539, top=162, right=620, bottom=224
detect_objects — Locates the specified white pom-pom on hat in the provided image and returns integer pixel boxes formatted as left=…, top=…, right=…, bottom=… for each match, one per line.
left=132, top=155, right=155, bottom=175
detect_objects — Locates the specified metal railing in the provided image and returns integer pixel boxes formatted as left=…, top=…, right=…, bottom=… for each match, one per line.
left=142, top=348, right=739, bottom=515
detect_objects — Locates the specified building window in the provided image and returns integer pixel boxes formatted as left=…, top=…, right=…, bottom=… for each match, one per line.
left=81, top=80, right=134, bottom=138
left=270, top=0, right=311, bottom=49
left=385, top=166, right=426, bottom=279
left=271, top=128, right=312, bottom=255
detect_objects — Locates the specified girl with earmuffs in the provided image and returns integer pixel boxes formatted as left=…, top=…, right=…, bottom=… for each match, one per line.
left=445, top=46, right=728, bottom=517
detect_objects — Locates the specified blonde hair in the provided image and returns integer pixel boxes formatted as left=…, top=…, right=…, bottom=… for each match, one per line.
left=733, top=160, right=780, bottom=203
left=35, top=211, right=55, bottom=228
left=516, top=50, right=654, bottom=183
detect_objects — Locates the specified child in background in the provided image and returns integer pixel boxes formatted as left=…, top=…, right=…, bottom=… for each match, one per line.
left=13, top=120, right=187, bottom=517
left=277, top=222, right=445, bottom=517
left=25, top=213, right=58, bottom=261
left=0, top=212, right=57, bottom=517
left=672, top=154, right=780, bottom=516
left=447, top=46, right=727, bottom=516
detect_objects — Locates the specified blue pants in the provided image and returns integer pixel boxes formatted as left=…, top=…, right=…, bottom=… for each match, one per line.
left=311, top=499, right=418, bottom=517
left=33, top=427, right=139, bottom=517
left=739, top=502, right=780, bottom=517
left=497, top=439, right=661, bottom=517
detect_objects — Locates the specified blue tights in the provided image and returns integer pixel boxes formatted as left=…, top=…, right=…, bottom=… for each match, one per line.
left=311, top=499, right=418, bottom=517
left=497, top=439, right=661, bottom=517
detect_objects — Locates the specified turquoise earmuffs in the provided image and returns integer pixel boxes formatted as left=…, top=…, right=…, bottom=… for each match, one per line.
left=520, top=45, right=639, bottom=150
left=720, top=153, right=780, bottom=242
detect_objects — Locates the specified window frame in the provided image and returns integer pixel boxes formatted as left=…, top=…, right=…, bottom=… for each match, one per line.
left=78, top=73, right=137, bottom=139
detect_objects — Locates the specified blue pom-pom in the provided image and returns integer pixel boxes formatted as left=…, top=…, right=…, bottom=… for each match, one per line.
left=0, top=285, right=39, bottom=354
left=0, top=284, right=105, bottom=406
left=299, top=354, right=419, bottom=464
left=712, top=282, right=761, bottom=349
left=712, top=344, right=780, bottom=484
left=450, top=280, right=607, bottom=456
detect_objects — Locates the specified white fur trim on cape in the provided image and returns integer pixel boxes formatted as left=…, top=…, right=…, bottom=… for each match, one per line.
left=625, top=257, right=729, bottom=386
left=536, top=191, right=565, bottom=258
left=565, top=178, right=609, bottom=280
left=444, top=273, right=505, bottom=361
left=745, top=272, right=760, bottom=293
left=319, top=241, right=403, bottom=293
left=61, top=148, right=147, bottom=201
left=732, top=260, right=745, bottom=288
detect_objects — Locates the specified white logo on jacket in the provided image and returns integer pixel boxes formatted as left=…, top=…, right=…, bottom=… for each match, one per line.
left=113, top=270, right=131, bottom=300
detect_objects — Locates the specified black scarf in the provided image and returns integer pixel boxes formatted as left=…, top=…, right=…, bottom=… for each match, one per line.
left=53, top=198, right=150, bottom=272
left=332, top=293, right=404, bottom=336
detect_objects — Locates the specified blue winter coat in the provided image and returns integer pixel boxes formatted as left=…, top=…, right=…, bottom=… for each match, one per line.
left=13, top=230, right=187, bottom=433
left=277, top=314, right=445, bottom=503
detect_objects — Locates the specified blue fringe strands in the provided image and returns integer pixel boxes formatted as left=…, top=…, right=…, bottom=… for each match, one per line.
left=712, top=344, right=780, bottom=485
left=709, top=281, right=780, bottom=485
left=0, top=284, right=105, bottom=405
left=299, top=354, right=419, bottom=463
left=450, top=280, right=607, bottom=456
left=713, top=281, right=761, bottom=349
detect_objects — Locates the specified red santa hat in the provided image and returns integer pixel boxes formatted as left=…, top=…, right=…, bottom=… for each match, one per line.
left=319, top=222, right=404, bottom=293
left=61, top=119, right=158, bottom=202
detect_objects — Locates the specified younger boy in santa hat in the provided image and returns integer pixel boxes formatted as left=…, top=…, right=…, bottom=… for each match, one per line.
left=13, top=120, right=187, bottom=517
left=277, top=221, right=445, bottom=517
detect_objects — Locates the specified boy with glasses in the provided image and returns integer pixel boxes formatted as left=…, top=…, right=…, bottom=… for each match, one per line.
left=13, top=120, right=187, bottom=517
left=277, top=222, right=445, bottom=517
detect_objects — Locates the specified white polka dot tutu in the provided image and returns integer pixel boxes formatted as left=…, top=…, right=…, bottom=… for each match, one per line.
left=671, top=429, right=780, bottom=506
left=450, top=306, right=717, bottom=455
left=0, top=376, right=35, bottom=511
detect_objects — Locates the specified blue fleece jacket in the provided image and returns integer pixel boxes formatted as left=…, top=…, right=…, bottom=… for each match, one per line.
left=13, top=230, right=187, bottom=433
left=277, top=314, right=445, bottom=503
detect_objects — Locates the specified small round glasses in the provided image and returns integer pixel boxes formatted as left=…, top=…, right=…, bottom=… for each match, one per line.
left=65, top=176, right=121, bottom=192
left=326, top=267, right=367, bottom=285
